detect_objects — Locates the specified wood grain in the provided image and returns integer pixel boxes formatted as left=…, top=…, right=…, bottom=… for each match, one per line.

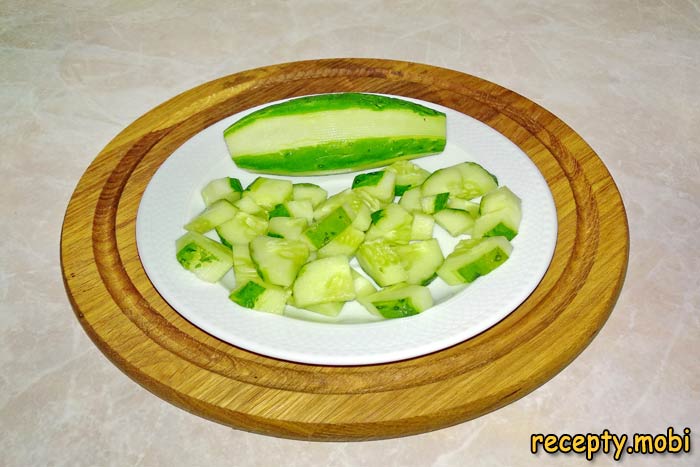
left=61, top=58, right=629, bottom=440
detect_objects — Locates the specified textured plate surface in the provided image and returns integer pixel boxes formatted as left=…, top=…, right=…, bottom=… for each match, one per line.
left=136, top=95, right=557, bottom=365
left=61, top=59, right=628, bottom=441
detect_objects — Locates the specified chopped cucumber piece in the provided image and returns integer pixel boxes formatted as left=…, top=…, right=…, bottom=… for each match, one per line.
left=317, top=226, right=365, bottom=258
left=352, top=170, right=396, bottom=204
left=250, top=236, right=309, bottom=287
left=176, top=232, right=233, bottom=282
left=229, top=280, right=290, bottom=314
left=420, top=192, right=450, bottom=214
left=314, top=189, right=376, bottom=231
left=292, top=183, right=328, bottom=208
left=304, top=206, right=353, bottom=250
left=216, top=211, right=268, bottom=245
left=421, top=165, right=464, bottom=198
left=234, top=194, right=268, bottom=218
left=433, top=208, right=475, bottom=236
left=292, top=256, right=355, bottom=307
left=446, top=197, right=479, bottom=216
left=351, top=268, right=377, bottom=297
left=358, top=283, right=433, bottom=319
left=356, top=239, right=407, bottom=287
left=245, top=177, right=293, bottom=210
left=472, top=186, right=522, bottom=240
left=398, top=186, right=422, bottom=213
left=386, top=160, right=430, bottom=196
left=411, top=212, right=435, bottom=240
left=224, top=93, right=447, bottom=175
left=455, top=162, right=498, bottom=199
left=437, top=237, right=513, bottom=285
left=184, top=199, right=238, bottom=233
left=289, top=296, right=344, bottom=317
left=201, top=177, right=244, bottom=206
left=231, top=243, right=260, bottom=285
left=395, top=239, right=444, bottom=285
left=365, top=203, right=413, bottom=244
left=267, top=217, right=307, bottom=240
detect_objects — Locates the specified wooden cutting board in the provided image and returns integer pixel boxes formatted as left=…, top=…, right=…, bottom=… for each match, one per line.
left=61, top=58, right=628, bottom=441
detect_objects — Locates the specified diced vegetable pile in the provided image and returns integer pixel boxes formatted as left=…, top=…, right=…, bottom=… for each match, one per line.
left=176, top=159, right=522, bottom=319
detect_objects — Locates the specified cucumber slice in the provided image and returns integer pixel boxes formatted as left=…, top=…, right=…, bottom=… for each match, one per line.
left=421, top=165, right=464, bottom=197
left=365, top=203, right=413, bottom=244
left=231, top=243, right=260, bottom=285
left=437, top=237, right=513, bottom=285
left=184, top=199, right=238, bottom=233
left=229, top=280, right=290, bottom=314
left=410, top=212, right=435, bottom=240
left=304, top=205, right=353, bottom=250
left=446, top=197, right=479, bottom=216
left=201, top=177, right=243, bottom=206
left=455, top=162, right=498, bottom=199
left=175, top=232, right=233, bottom=282
left=245, top=177, right=293, bottom=210
left=352, top=170, right=396, bottom=204
left=351, top=268, right=377, bottom=297
left=233, top=194, right=268, bottom=219
left=472, top=186, right=522, bottom=240
left=249, top=236, right=309, bottom=287
left=386, top=160, right=430, bottom=196
left=433, top=208, right=475, bottom=236
left=394, top=239, right=444, bottom=285
left=420, top=192, right=450, bottom=214
left=288, top=296, right=345, bottom=317
left=358, top=283, right=433, bottom=319
left=356, top=239, right=407, bottom=287
left=317, top=226, right=365, bottom=258
left=292, top=183, right=328, bottom=208
left=292, top=256, right=355, bottom=307
left=398, top=186, right=422, bottom=213
left=267, top=216, right=307, bottom=240
left=224, top=93, right=446, bottom=175
left=216, top=211, right=268, bottom=245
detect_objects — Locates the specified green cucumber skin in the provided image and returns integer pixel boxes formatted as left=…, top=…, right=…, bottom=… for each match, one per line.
left=225, top=93, right=445, bottom=135
left=229, top=281, right=266, bottom=309
left=457, top=247, right=509, bottom=283
left=352, top=171, right=385, bottom=189
left=372, top=297, right=419, bottom=319
left=232, top=137, right=446, bottom=175
left=304, top=207, right=352, bottom=249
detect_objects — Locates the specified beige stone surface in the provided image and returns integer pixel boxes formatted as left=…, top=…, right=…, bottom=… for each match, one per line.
left=1, top=0, right=698, bottom=465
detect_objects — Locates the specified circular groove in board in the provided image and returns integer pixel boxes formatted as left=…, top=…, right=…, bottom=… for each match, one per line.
left=61, top=58, right=629, bottom=440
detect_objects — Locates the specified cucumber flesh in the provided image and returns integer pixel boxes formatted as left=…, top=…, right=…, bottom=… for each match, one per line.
left=229, top=280, right=290, bottom=314
left=365, top=203, right=413, bottom=244
left=216, top=211, right=269, bottom=245
left=304, top=206, right=353, bottom=250
left=398, top=186, right=422, bottom=213
left=224, top=93, right=447, bottom=175
left=433, top=208, right=475, bottom=236
left=358, top=283, right=433, bottom=319
left=437, top=237, right=513, bottom=285
left=249, top=236, right=309, bottom=287
left=386, top=160, right=430, bottom=196
left=245, top=177, right=293, bottom=210
left=176, top=232, right=233, bottom=282
left=201, top=177, right=243, bottom=206
left=292, top=183, right=328, bottom=208
left=292, top=256, right=355, bottom=307
left=267, top=217, right=307, bottom=240
left=352, top=170, right=396, bottom=204
left=472, top=186, right=522, bottom=240
left=355, top=239, right=407, bottom=287
left=317, top=226, right=365, bottom=258
left=351, top=269, right=377, bottom=297
left=394, top=239, right=444, bottom=285
left=410, top=212, right=435, bottom=240
left=184, top=200, right=238, bottom=233
left=231, top=243, right=260, bottom=285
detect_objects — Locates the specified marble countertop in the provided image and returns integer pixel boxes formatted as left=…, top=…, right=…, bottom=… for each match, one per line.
left=2, top=1, right=698, bottom=465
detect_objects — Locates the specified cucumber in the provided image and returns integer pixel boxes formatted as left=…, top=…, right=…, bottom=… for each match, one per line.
left=201, top=177, right=243, bottom=206
left=358, top=283, right=433, bottom=319
left=184, top=199, right=238, bottom=233
left=398, top=186, right=422, bottom=213
left=365, top=203, right=413, bottom=244
left=420, top=192, right=450, bottom=214
left=175, top=232, right=233, bottom=283
left=313, top=189, right=376, bottom=231
left=394, top=239, right=444, bottom=285
left=267, top=216, right=307, bottom=240
left=446, top=197, right=479, bottom=216
left=249, top=236, right=309, bottom=287
left=472, top=186, right=522, bottom=240
left=437, top=237, right=512, bottom=285
left=355, top=239, right=407, bottom=287
left=352, top=170, right=396, bottom=204
left=292, top=255, right=355, bottom=307
left=351, top=269, right=377, bottom=297
left=234, top=194, right=268, bottom=219
left=433, top=208, right=475, bottom=236
left=216, top=211, right=268, bottom=245
left=304, top=206, right=353, bottom=250
left=386, top=160, right=430, bottom=196
left=455, top=162, right=498, bottom=199
left=288, top=296, right=344, bottom=317
left=421, top=165, right=464, bottom=198
left=245, top=177, right=293, bottom=210
left=224, top=93, right=446, bottom=175
left=231, top=243, right=260, bottom=285
left=229, top=280, right=290, bottom=314
left=317, top=226, right=365, bottom=258
left=292, top=183, right=328, bottom=208
left=410, top=212, right=435, bottom=240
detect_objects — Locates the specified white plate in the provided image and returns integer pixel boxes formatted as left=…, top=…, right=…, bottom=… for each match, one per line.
left=136, top=95, right=557, bottom=366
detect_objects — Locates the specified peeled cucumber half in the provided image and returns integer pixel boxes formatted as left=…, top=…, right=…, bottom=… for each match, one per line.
left=223, top=93, right=447, bottom=175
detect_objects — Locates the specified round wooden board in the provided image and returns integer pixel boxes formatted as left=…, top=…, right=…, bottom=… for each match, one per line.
left=61, top=58, right=628, bottom=441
